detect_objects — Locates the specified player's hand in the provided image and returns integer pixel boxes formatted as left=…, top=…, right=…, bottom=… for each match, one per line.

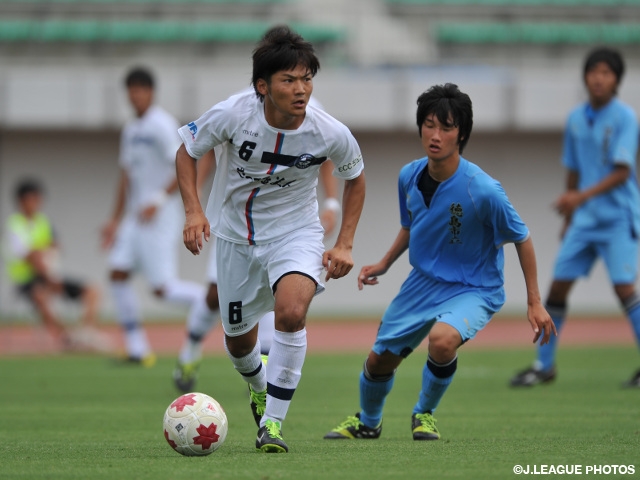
left=100, top=219, right=119, bottom=250
left=183, top=210, right=210, bottom=255
left=322, top=245, right=354, bottom=282
left=138, top=204, right=158, bottom=223
left=357, top=262, right=389, bottom=290
left=527, top=301, right=557, bottom=345
left=320, top=209, right=337, bottom=237
left=554, top=191, right=584, bottom=217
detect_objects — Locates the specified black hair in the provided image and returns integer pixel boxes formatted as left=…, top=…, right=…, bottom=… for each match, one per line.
left=416, top=83, right=473, bottom=154
left=251, top=25, right=320, bottom=101
left=15, top=178, right=44, bottom=200
left=125, top=67, right=155, bottom=89
left=583, top=47, right=624, bottom=85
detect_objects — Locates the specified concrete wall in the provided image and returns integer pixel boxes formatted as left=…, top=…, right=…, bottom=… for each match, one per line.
left=0, top=127, right=627, bottom=322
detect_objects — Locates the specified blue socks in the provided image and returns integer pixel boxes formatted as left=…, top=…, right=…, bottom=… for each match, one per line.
left=536, top=302, right=566, bottom=372
left=359, top=363, right=395, bottom=429
left=413, top=355, right=457, bottom=415
left=622, top=293, right=640, bottom=347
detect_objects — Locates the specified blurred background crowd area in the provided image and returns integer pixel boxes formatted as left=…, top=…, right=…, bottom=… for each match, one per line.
left=2, top=0, right=640, bottom=322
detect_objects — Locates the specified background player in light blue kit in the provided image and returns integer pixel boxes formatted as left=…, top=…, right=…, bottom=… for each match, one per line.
left=325, top=83, right=555, bottom=441
left=511, top=47, right=640, bottom=388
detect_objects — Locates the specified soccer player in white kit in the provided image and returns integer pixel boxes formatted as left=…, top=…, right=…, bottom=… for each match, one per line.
left=175, top=26, right=366, bottom=453
left=173, top=103, right=342, bottom=393
left=101, top=68, right=213, bottom=366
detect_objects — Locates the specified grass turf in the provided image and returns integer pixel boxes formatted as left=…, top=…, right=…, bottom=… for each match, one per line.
left=0, top=347, right=638, bottom=479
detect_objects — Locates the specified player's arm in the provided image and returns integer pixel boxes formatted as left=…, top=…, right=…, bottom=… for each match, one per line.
left=555, top=165, right=629, bottom=217
left=138, top=177, right=180, bottom=223
left=319, top=161, right=340, bottom=237
left=322, top=172, right=366, bottom=281
left=176, top=143, right=209, bottom=255
left=358, top=226, right=410, bottom=290
left=514, top=237, right=556, bottom=345
left=101, top=168, right=128, bottom=250
left=196, top=149, right=216, bottom=199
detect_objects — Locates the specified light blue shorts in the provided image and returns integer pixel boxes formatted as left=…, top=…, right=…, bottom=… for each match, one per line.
left=553, top=224, right=638, bottom=284
left=372, top=269, right=503, bottom=357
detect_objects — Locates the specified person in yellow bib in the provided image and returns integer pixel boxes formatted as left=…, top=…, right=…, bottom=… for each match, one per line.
left=4, top=179, right=101, bottom=347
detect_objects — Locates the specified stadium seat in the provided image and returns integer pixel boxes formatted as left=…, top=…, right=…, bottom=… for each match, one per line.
left=0, top=20, right=345, bottom=43
left=435, top=22, right=640, bottom=44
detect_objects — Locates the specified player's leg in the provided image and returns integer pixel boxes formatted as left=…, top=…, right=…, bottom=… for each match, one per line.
left=215, top=238, right=271, bottom=437
left=325, top=268, right=434, bottom=440
left=110, top=269, right=154, bottom=364
left=324, top=349, right=403, bottom=440
left=256, top=226, right=325, bottom=452
left=25, top=280, right=68, bottom=344
left=265, top=274, right=315, bottom=425
left=601, top=230, right=640, bottom=387
left=615, top=283, right=640, bottom=387
left=414, top=292, right=496, bottom=440
left=175, top=244, right=222, bottom=390
left=108, top=218, right=153, bottom=364
left=62, top=279, right=100, bottom=327
left=257, top=311, right=275, bottom=355
left=511, top=232, right=594, bottom=387
left=411, top=322, right=461, bottom=440
left=174, top=282, right=221, bottom=392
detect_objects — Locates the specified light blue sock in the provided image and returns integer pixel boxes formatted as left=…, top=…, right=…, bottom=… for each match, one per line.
left=413, top=355, right=457, bottom=414
left=536, top=303, right=566, bottom=372
left=359, top=366, right=394, bottom=429
left=622, top=293, right=640, bottom=347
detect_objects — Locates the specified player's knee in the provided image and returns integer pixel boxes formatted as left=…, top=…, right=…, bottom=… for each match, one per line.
left=428, top=330, right=460, bottom=360
left=274, top=303, right=307, bottom=331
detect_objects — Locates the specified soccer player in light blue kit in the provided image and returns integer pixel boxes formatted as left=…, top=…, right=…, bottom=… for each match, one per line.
left=511, top=47, right=640, bottom=388
left=325, top=84, right=555, bottom=440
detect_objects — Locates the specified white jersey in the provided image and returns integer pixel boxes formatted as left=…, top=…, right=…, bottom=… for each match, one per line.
left=120, top=104, right=182, bottom=214
left=178, top=90, right=363, bottom=246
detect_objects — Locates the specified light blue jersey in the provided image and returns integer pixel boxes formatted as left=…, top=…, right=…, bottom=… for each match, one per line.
left=372, top=157, right=530, bottom=355
left=553, top=97, right=640, bottom=282
left=399, top=157, right=529, bottom=290
left=563, top=98, right=640, bottom=237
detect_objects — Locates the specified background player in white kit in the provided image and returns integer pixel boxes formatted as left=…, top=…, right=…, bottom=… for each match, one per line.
left=101, top=67, right=212, bottom=366
left=173, top=107, right=342, bottom=393
left=175, top=26, right=366, bottom=453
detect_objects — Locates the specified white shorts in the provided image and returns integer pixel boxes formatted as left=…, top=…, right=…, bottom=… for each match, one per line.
left=108, top=202, right=182, bottom=289
left=216, top=224, right=325, bottom=337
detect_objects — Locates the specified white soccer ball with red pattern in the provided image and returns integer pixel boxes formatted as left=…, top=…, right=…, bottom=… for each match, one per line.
left=163, top=392, right=228, bottom=456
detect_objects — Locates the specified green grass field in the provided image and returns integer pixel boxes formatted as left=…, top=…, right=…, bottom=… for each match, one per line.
left=0, top=347, right=638, bottom=479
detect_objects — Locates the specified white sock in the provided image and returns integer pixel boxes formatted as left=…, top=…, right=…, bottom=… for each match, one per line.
left=110, top=281, right=150, bottom=358
left=257, top=311, right=275, bottom=355
left=263, top=329, right=307, bottom=426
left=179, top=301, right=219, bottom=364
left=224, top=338, right=266, bottom=393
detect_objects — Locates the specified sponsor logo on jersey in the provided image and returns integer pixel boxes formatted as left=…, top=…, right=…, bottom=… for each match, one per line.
left=260, top=152, right=326, bottom=168
left=449, top=203, right=463, bottom=244
left=293, top=153, right=315, bottom=169
left=338, top=154, right=362, bottom=173
left=188, top=122, right=198, bottom=139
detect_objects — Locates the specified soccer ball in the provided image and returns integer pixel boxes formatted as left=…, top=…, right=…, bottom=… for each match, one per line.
left=163, top=392, right=228, bottom=456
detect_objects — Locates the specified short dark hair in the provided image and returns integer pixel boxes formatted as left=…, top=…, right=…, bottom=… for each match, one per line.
left=583, top=47, right=625, bottom=84
left=416, top=83, right=473, bottom=154
left=125, top=67, right=155, bottom=89
left=15, top=178, right=44, bottom=200
left=251, top=25, right=320, bottom=101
